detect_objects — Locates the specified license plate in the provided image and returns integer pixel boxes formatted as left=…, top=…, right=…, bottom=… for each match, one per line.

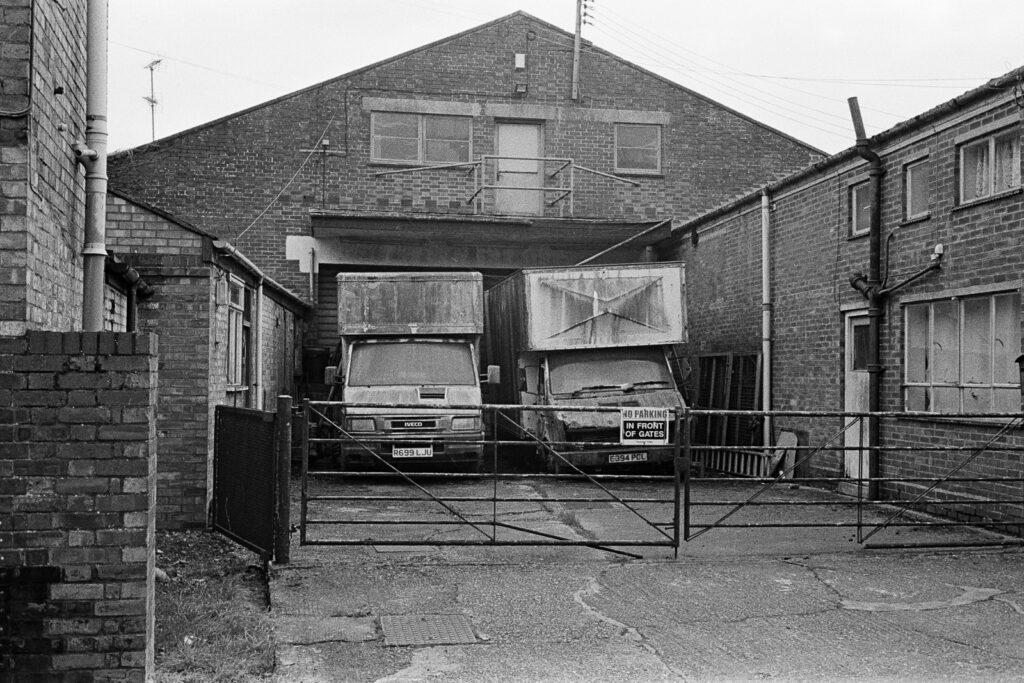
left=608, top=452, right=648, bottom=464
left=392, top=446, right=433, bottom=458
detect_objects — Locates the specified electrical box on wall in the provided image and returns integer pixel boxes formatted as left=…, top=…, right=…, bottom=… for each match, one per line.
left=514, top=53, right=526, bottom=70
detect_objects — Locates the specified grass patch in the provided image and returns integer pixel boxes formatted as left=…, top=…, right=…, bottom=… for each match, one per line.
left=154, top=530, right=275, bottom=682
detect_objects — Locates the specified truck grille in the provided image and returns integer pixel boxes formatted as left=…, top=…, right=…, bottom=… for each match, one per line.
left=390, top=419, right=438, bottom=430
left=419, top=387, right=447, bottom=400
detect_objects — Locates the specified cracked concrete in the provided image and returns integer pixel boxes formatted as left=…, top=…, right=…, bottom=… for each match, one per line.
left=272, top=477, right=1024, bottom=681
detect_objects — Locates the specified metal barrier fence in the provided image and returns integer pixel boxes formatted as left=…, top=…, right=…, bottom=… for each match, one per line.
left=300, top=400, right=683, bottom=559
left=298, top=401, right=1024, bottom=555
left=686, top=409, right=1024, bottom=546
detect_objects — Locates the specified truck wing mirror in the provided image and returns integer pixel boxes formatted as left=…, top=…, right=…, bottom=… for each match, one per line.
left=485, top=365, right=501, bottom=385
left=324, top=366, right=338, bottom=385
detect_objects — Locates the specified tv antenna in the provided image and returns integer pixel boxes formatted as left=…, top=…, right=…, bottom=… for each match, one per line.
left=143, top=59, right=162, bottom=141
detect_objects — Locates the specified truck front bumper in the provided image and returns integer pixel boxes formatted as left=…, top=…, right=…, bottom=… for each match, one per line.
left=551, top=445, right=677, bottom=469
left=340, top=432, right=484, bottom=468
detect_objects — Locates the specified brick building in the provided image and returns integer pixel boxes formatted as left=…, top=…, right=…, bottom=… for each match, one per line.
left=1, top=1, right=156, bottom=678
left=107, top=11, right=823, bottom=373
left=105, top=190, right=308, bottom=528
left=661, top=67, right=1024, bottom=525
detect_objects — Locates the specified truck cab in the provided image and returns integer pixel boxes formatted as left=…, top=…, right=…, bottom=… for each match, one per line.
left=336, top=337, right=486, bottom=469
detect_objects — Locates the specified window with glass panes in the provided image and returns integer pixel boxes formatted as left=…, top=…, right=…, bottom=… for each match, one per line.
left=904, top=158, right=930, bottom=219
left=615, top=124, right=661, bottom=173
left=371, top=112, right=471, bottom=164
left=904, top=292, right=1020, bottom=414
left=959, top=129, right=1020, bottom=203
left=850, top=181, right=871, bottom=236
left=227, top=278, right=251, bottom=387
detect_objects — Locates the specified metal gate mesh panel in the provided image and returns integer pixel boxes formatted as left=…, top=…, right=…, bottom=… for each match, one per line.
left=214, top=405, right=277, bottom=558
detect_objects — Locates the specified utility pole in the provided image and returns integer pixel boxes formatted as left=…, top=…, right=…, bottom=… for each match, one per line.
left=143, top=59, right=161, bottom=141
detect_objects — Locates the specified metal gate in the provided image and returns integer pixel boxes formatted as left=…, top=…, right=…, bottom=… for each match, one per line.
left=686, top=409, right=1024, bottom=547
left=300, top=400, right=682, bottom=559
left=213, top=403, right=290, bottom=561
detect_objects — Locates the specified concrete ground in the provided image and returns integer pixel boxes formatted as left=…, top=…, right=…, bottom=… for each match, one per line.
left=269, top=474, right=1024, bottom=682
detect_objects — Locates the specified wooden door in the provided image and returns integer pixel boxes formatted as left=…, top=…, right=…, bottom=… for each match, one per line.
left=495, top=123, right=543, bottom=215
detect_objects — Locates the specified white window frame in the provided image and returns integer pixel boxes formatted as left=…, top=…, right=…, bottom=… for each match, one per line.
left=370, top=111, right=472, bottom=165
left=850, top=180, right=871, bottom=236
left=903, top=291, right=1021, bottom=415
left=904, top=158, right=930, bottom=220
left=958, top=128, right=1021, bottom=204
left=614, top=123, right=661, bottom=174
left=227, top=277, right=251, bottom=388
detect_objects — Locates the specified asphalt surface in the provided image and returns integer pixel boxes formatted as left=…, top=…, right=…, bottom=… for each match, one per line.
left=269, top=474, right=1024, bottom=682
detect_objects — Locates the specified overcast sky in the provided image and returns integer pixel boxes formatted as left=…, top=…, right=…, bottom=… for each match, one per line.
left=107, top=1, right=1024, bottom=155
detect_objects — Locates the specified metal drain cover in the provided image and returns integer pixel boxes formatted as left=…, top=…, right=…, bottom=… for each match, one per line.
left=380, top=614, right=477, bottom=646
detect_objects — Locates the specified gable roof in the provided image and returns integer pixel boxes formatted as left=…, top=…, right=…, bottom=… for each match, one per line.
left=108, top=188, right=312, bottom=311
left=109, top=11, right=822, bottom=158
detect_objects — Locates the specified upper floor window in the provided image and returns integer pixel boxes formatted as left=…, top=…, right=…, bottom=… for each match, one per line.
left=850, top=180, right=871, bottom=236
left=959, top=129, right=1020, bottom=203
left=904, top=158, right=930, bottom=220
left=904, top=291, right=1020, bottom=414
left=227, top=277, right=252, bottom=388
left=615, top=123, right=661, bottom=173
left=371, top=112, right=472, bottom=164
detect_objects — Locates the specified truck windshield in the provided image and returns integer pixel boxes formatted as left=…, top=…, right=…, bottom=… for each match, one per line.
left=548, top=348, right=673, bottom=396
left=348, top=341, right=477, bottom=386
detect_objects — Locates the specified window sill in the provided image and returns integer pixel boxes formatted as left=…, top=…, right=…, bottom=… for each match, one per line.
left=846, top=230, right=870, bottom=241
left=369, top=160, right=474, bottom=170
left=952, top=186, right=1022, bottom=212
left=899, top=213, right=930, bottom=227
left=613, top=169, right=663, bottom=179
left=895, top=413, right=1022, bottom=429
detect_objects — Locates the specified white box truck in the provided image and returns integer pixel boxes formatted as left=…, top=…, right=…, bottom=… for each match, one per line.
left=324, top=272, right=497, bottom=470
left=486, top=263, right=687, bottom=471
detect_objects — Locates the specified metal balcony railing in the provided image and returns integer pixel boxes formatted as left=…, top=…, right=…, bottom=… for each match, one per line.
left=374, top=155, right=639, bottom=217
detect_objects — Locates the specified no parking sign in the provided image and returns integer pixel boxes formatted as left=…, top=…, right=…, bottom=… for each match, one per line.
left=619, top=407, right=670, bottom=445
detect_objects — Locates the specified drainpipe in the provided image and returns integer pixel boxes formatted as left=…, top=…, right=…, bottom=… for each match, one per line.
left=77, top=0, right=109, bottom=331
left=255, top=280, right=264, bottom=410
left=760, top=189, right=773, bottom=453
left=848, top=97, right=884, bottom=499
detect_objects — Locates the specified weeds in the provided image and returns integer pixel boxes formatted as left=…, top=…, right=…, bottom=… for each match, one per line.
left=154, top=531, right=275, bottom=682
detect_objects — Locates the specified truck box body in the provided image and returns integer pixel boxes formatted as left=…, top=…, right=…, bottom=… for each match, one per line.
left=328, top=272, right=488, bottom=470
left=486, top=263, right=687, bottom=471
left=337, top=272, right=483, bottom=336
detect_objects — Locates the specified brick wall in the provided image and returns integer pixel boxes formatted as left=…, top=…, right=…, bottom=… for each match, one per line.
left=0, top=0, right=89, bottom=335
left=0, top=331, right=157, bottom=680
left=107, top=13, right=822, bottom=299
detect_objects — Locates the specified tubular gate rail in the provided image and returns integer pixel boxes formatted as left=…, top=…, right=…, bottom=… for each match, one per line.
left=301, top=400, right=682, bottom=559
left=686, top=409, right=1024, bottom=546
left=299, top=401, right=1024, bottom=555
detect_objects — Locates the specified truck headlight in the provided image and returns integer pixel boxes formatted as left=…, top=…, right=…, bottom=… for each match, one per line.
left=450, top=416, right=480, bottom=431
left=346, top=417, right=375, bottom=432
